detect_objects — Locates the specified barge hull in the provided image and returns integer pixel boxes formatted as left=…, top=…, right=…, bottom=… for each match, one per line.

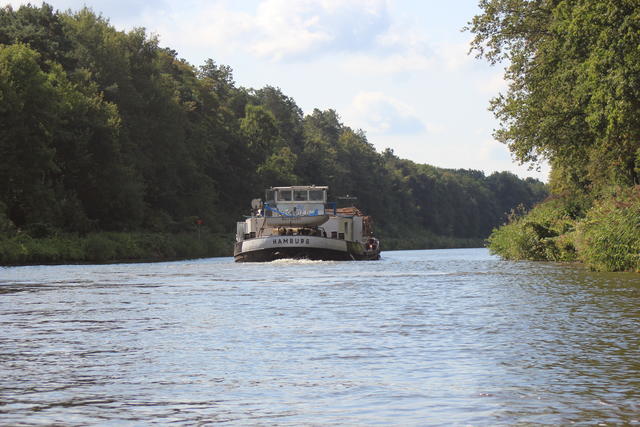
left=235, top=247, right=352, bottom=262
left=234, top=236, right=380, bottom=262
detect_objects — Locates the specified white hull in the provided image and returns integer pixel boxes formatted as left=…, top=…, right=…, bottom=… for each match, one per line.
left=262, top=215, right=329, bottom=227
left=234, top=235, right=379, bottom=262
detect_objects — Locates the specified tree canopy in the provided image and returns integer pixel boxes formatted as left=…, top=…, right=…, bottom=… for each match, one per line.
left=0, top=3, right=546, bottom=247
left=467, top=0, right=640, bottom=193
left=469, top=1, right=640, bottom=271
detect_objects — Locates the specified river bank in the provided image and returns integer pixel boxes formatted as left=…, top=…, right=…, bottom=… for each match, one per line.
left=0, top=231, right=233, bottom=266
left=488, top=186, right=640, bottom=273
left=0, top=229, right=487, bottom=266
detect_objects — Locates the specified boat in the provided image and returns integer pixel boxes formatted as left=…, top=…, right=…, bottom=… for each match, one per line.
left=234, top=185, right=381, bottom=262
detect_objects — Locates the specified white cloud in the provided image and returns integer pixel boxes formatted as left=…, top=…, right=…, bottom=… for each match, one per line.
left=435, top=39, right=473, bottom=71
left=5, top=0, right=28, bottom=6
left=478, top=71, right=509, bottom=95
left=475, top=137, right=550, bottom=180
left=5, top=0, right=168, bottom=21
left=130, top=0, right=468, bottom=74
left=150, top=2, right=254, bottom=52
left=348, top=92, right=426, bottom=135
left=425, top=122, right=446, bottom=134
left=343, top=51, right=435, bottom=74
left=146, top=0, right=391, bottom=62
left=13, top=0, right=470, bottom=75
left=342, top=23, right=472, bottom=75
left=341, top=22, right=436, bottom=73
left=479, top=138, right=510, bottom=163
left=250, top=0, right=391, bottom=61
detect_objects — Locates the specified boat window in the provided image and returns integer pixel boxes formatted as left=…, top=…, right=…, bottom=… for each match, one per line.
left=309, top=190, right=323, bottom=201
left=294, top=190, right=308, bottom=201
left=278, top=190, right=292, bottom=201
left=265, top=190, right=275, bottom=203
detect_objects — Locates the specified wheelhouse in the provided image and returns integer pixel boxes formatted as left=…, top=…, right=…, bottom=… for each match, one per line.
left=264, top=186, right=328, bottom=217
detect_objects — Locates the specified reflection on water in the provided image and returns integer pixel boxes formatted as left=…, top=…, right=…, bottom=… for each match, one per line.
left=1, top=249, right=639, bottom=425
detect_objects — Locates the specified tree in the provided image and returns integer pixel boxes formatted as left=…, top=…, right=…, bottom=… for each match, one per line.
left=252, top=86, right=305, bottom=153
left=467, top=0, right=640, bottom=191
left=257, top=147, right=299, bottom=186
left=0, top=43, right=60, bottom=227
left=0, top=3, right=75, bottom=70
left=240, top=104, right=279, bottom=160
left=0, top=3, right=548, bottom=248
left=0, top=42, right=142, bottom=231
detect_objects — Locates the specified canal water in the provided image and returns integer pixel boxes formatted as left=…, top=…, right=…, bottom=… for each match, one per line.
left=1, top=248, right=639, bottom=425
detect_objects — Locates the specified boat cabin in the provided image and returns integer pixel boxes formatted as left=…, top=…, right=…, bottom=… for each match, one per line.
left=237, top=185, right=375, bottom=246
left=263, top=185, right=328, bottom=217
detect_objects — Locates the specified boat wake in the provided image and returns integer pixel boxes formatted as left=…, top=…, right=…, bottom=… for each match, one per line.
left=268, top=258, right=334, bottom=265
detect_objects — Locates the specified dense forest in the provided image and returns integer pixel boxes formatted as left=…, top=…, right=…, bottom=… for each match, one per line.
left=0, top=4, right=546, bottom=264
left=469, top=0, right=640, bottom=272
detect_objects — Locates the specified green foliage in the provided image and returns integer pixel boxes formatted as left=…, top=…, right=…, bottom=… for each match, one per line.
left=379, top=153, right=545, bottom=238
left=0, top=43, right=60, bottom=227
left=257, top=147, right=299, bottom=186
left=0, top=3, right=549, bottom=264
left=241, top=104, right=279, bottom=157
left=468, top=0, right=640, bottom=190
left=0, top=231, right=233, bottom=265
left=488, top=201, right=578, bottom=262
left=84, top=233, right=117, bottom=261
left=489, top=188, right=640, bottom=272
left=575, top=187, right=640, bottom=272
left=471, top=0, right=640, bottom=272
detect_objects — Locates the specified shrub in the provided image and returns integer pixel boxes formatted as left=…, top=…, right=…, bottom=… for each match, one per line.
left=107, top=233, right=145, bottom=260
left=575, top=187, right=640, bottom=272
left=488, top=199, right=578, bottom=262
left=0, top=230, right=232, bottom=265
left=0, top=236, right=26, bottom=264
left=83, top=234, right=117, bottom=262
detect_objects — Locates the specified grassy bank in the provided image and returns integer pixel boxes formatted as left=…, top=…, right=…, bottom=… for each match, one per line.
left=488, top=187, right=640, bottom=272
left=0, top=227, right=486, bottom=266
left=0, top=231, right=234, bottom=266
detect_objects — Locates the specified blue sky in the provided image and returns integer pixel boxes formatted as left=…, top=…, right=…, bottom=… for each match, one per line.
left=6, top=0, right=549, bottom=181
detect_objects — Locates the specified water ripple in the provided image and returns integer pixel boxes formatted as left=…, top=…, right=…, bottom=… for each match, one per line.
left=0, top=248, right=639, bottom=425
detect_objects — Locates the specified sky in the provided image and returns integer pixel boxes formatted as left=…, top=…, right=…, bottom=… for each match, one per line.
left=6, top=0, right=549, bottom=181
